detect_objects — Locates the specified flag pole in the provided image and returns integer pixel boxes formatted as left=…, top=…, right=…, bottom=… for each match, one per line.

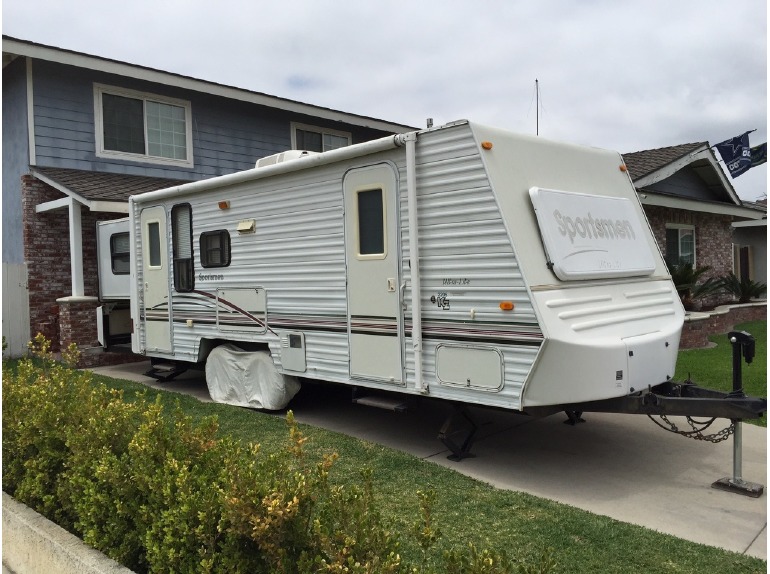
left=536, top=79, right=539, bottom=136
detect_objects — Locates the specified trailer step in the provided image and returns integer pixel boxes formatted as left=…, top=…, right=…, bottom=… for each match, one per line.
left=352, top=395, right=409, bottom=413
left=144, top=362, right=188, bottom=382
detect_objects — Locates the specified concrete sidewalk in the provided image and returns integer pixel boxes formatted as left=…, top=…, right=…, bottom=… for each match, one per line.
left=89, top=361, right=767, bottom=560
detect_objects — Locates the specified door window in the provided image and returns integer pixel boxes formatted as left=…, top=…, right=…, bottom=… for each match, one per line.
left=147, top=222, right=162, bottom=268
left=357, top=188, right=385, bottom=257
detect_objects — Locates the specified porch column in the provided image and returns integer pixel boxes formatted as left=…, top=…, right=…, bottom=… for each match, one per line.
left=35, top=196, right=86, bottom=297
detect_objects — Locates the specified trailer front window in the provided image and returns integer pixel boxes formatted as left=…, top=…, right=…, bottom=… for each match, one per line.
left=110, top=232, right=130, bottom=274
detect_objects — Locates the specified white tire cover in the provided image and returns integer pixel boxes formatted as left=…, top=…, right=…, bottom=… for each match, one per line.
left=204, top=344, right=300, bottom=410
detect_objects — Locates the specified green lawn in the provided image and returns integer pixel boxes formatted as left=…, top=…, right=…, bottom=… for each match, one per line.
left=91, top=360, right=767, bottom=574
left=676, top=320, right=767, bottom=427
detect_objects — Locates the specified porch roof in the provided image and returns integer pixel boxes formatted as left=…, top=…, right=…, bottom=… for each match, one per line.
left=32, top=167, right=188, bottom=204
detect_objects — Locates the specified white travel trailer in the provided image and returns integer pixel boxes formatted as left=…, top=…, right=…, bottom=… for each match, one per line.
left=127, top=119, right=695, bottom=417
left=96, top=218, right=132, bottom=349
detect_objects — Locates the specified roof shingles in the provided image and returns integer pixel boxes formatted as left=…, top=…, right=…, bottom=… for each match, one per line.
left=33, top=167, right=190, bottom=202
left=622, top=142, right=706, bottom=181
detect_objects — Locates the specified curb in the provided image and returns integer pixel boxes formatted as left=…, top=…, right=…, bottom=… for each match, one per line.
left=2, top=492, right=134, bottom=574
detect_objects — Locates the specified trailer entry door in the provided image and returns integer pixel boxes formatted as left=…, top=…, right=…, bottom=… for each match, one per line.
left=140, top=206, right=172, bottom=352
left=344, top=164, right=403, bottom=384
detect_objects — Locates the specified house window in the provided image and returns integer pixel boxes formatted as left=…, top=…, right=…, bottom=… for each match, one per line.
left=94, top=84, right=193, bottom=167
left=200, top=230, right=231, bottom=268
left=291, top=122, right=351, bottom=152
left=666, top=225, right=695, bottom=266
left=357, top=188, right=385, bottom=257
left=110, top=232, right=130, bottom=274
left=171, top=204, right=194, bottom=292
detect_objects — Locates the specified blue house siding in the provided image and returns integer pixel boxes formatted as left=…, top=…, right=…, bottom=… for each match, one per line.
left=2, top=57, right=30, bottom=263
left=30, top=60, right=396, bottom=183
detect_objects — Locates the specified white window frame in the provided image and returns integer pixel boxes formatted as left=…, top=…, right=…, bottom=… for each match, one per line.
left=94, top=83, right=194, bottom=168
left=665, top=224, right=696, bottom=266
left=291, top=122, right=352, bottom=152
left=354, top=187, right=387, bottom=261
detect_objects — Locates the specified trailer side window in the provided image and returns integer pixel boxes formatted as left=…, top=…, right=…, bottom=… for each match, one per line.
left=200, top=230, right=231, bottom=268
left=110, top=232, right=130, bottom=274
left=171, top=204, right=194, bottom=292
left=357, top=188, right=385, bottom=257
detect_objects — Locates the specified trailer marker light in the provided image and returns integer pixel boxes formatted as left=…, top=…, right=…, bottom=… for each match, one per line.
left=481, top=141, right=494, bottom=150
left=619, top=165, right=627, bottom=172
left=218, top=200, right=231, bottom=209
left=499, top=301, right=514, bottom=311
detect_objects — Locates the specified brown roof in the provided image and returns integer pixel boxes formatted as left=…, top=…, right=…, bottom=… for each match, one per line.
left=33, top=167, right=189, bottom=202
left=622, top=142, right=706, bottom=181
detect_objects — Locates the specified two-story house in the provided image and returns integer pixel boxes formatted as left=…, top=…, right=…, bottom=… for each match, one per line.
left=2, top=36, right=415, bottom=362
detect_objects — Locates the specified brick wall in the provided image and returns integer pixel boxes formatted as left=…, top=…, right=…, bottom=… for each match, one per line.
left=645, top=205, right=735, bottom=277
left=680, top=303, right=766, bottom=349
left=645, top=205, right=736, bottom=308
left=22, top=175, right=71, bottom=350
left=21, top=175, right=140, bottom=366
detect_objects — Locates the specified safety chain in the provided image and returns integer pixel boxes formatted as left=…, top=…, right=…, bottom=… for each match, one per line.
left=647, top=414, right=735, bottom=443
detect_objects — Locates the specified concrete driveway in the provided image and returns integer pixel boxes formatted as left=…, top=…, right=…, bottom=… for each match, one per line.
left=89, top=361, right=767, bottom=560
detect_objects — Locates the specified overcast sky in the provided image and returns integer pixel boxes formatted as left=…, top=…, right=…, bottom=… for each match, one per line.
left=3, top=0, right=767, bottom=199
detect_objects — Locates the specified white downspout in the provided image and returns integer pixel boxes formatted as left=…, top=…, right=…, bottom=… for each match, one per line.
left=401, top=132, right=426, bottom=393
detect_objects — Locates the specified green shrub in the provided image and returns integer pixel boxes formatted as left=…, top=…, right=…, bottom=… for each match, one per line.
left=665, top=259, right=725, bottom=309
left=3, top=336, right=553, bottom=574
left=721, top=272, right=767, bottom=304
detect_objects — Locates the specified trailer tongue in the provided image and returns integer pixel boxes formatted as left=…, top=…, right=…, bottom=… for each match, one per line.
left=442, top=330, right=765, bottom=497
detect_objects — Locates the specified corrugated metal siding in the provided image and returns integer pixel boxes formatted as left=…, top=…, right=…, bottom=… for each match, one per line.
left=153, top=167, right=351, bottom=376
left=132, top=124, right=542, bottom=409
left=398, top=124, right=541, bottom=408
left=131, top=202, right=147, bottom=351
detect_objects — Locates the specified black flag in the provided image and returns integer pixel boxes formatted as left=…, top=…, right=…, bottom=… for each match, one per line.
left=715, top=132, right=752, bottom=178
left=750, top=143, right=767, bottom=168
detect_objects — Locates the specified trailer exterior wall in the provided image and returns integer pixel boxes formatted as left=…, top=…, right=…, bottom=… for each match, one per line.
left=129, top=120, right=684, bottom=412
left=130, top=122, right=543, bottom=410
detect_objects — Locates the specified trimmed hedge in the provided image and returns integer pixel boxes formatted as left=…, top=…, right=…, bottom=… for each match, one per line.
left=3, top=336, right=554, bottom=574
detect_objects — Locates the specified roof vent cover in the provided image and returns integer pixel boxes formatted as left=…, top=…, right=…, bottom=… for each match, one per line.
left=255, top=149, right=318, bottom=168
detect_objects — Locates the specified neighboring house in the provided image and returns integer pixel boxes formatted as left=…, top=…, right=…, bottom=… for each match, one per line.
left=623, top=142, right=767, bottom=299
left=2, top=35, right=414, bottom=362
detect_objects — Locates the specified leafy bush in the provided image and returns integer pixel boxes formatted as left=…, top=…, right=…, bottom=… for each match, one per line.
left=721, top=272, right=767, bottom=304
left=3, top=335, right=554, bottom=574
left=665, top=258, right=725, bottom=310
